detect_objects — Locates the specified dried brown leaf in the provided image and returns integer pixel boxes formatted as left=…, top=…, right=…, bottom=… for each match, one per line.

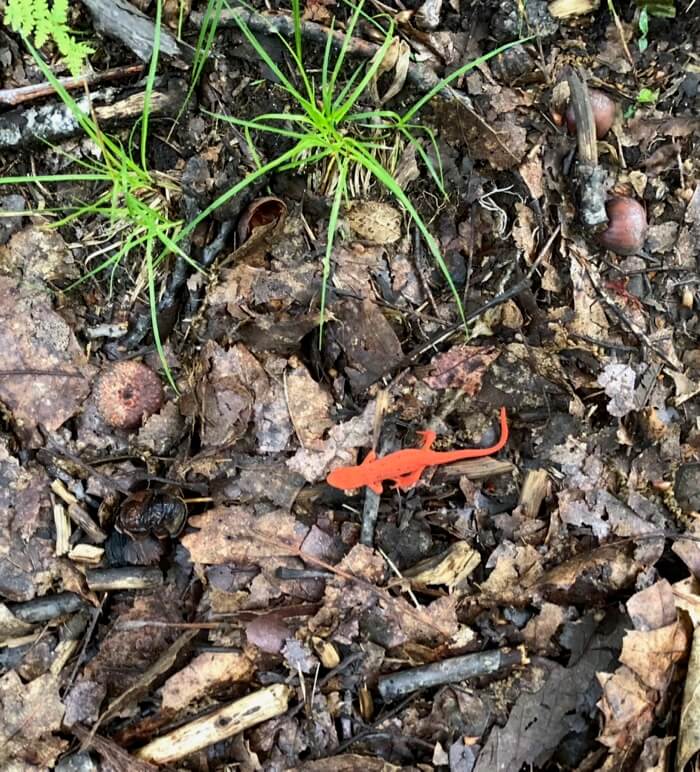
left=619, top=622, right=688, bottom=692
left=0, top=671, right=67, bottom=768
left=424, top=345, right=500, bottom=394
left=182, top=507, right=309, bottom=565
left=597, top=666, right=656, bottom=751
left=0, top=276, right=92, bottom=446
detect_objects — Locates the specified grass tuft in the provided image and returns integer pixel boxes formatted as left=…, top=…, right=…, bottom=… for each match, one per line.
left=167, top=0, right=528, bottom=340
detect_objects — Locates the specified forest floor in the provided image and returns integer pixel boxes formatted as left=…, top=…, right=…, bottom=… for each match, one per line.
left=1, top=0, right=699, bottom=770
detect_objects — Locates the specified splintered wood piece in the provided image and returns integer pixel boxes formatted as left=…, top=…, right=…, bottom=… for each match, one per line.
left=566, top=68, right=608, bottom=230
left=518, top=468, right=551, bottom=518
left=433, top=456, right=514, bottom=481
left=135, top=684, right=292, bottom=764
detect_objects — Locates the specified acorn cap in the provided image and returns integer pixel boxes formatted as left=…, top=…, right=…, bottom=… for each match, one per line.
left=96, top=361, right=163, bottom=430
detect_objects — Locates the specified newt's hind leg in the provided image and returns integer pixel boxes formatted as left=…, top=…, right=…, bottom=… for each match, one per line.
left=391, top=467, right=425, bottom=490
left=416, top=430, right=437, bottom=450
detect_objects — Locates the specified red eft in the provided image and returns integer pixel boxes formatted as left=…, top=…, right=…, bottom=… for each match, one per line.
left=326, top=407, right=508, bottom=494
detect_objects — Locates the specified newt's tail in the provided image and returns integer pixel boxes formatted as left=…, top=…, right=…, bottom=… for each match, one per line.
left=491, top=406, right=509, bottom=454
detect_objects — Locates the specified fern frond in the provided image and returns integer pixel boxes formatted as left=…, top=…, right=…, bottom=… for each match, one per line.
left=4, top=0, right=94, bottom=75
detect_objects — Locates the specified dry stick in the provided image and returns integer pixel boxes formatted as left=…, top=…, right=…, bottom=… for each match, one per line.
left=383, top=226, right=561, bottom=385
left=251, top=529, right=455, bottom=640
left=191, top=7, right=519, bottom=164
left=0, top=64, right=144, bottom=108
left=566, top=68, right=607, bottom=230
left=0, top=369, right=84, bottom=378
left=85, top=567, right=164, bottom=592
left=8, top=592, right=85, bottom=624
left=135, top=684, right=292, bottom=764
left=576, top=254, right=680, bottom=372
left=377, top=646, right=527, bottom=701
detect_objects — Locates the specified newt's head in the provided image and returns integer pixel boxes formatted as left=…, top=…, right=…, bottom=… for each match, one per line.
left=326, top=464, right=372, bottom=492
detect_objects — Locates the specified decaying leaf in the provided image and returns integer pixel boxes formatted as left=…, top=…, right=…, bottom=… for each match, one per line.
left=678, top=627, right=700, bottom=772
left=0, top=671, right=67, bottom=768
left=0, top=276, right=93, bottom=446
left=424, top=345, right=500, bottom=394
left=182, top=507, right=309, bottom=565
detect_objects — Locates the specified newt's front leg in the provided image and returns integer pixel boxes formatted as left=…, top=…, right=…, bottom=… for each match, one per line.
left=391, top=467, right=426, bottom=490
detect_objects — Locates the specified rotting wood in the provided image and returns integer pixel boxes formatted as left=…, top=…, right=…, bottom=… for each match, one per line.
left=518, top=468, right=550, bottom=518
left=135, top=683, right=292, bottom=764
left=566, top=68, right=608, bottom=230
left=82, top=0, right=191, bottom=65
left=0, top=81, right=187, bottom=151
left=85, top=567, right=164, bottom=592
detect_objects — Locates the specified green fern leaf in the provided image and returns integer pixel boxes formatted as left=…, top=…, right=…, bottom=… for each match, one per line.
left=5, top=0, right=93, bottom=75
left=5, top=0, right=38, bottom=37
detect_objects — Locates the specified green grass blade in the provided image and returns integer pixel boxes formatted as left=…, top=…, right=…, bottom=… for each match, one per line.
left=400, top=36, right=532, bottom=125
left=328, top=0, right=365, bottom=96
left=333, top=17, right=395, bottom=122
left=399, top=125, right=445, bottom=198
left=207, top=110, right=312, bottom=140
left=141, top=0, right=161, bottom=170
left=172, top=0, right=225, bottom=131
left=351, top=143, right=467, bottom=330
left=0, top=173, right=112, bottom=185
left=321, top=16, right=336, bottom=113
left=319, top=156, right=348, bottom=343
left=231, top=13, right=312, bottom=111
left=145, top=235, right=178, bottom=393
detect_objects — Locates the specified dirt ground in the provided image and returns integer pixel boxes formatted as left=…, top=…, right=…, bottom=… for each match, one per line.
left=1, top=0, right=700, bottom=770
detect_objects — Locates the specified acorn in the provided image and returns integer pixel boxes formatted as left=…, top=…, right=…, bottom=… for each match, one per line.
left=95, top=361, right=163, bottom=430
left=598, top=197, right=648, bottom=256
left=566, top=89, right=616, bottom=139
left=237, top=196, right=287, bottom=243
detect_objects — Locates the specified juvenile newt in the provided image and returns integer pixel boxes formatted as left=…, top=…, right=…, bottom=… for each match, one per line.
left=326, top=407, right=508, bottom=494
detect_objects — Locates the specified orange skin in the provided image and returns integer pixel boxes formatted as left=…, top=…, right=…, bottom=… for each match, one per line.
left=327, top=407, right=508, bottom=494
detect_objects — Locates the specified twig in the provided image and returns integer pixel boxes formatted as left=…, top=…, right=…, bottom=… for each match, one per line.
left=377, top=646, right=527, bottom=701
left=135, top=684, right=291, bottom=764
left=85, top=567, right=164, bottom=592
left=251, top=529, right=455, bottom=640
left=0, top=64, right=144, bottom=107
left=576, top=254, right=680, bottom=371
left=7, top=592, right=85, bottom=624
left=0, top=369, right=83, bottom=378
